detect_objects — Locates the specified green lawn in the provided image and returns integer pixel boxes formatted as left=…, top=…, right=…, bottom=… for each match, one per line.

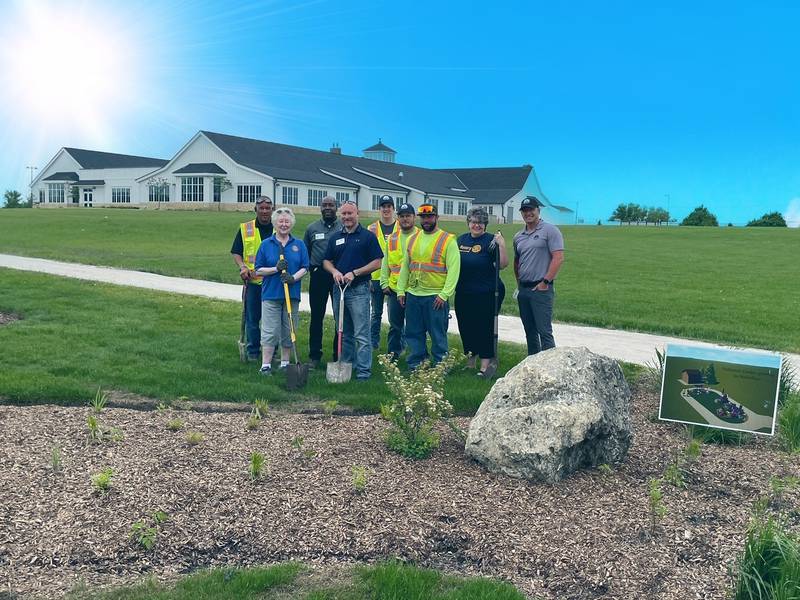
left=1, top=208, right=798, bottom=351
left=0, top=269, right=527, bottom=412
left=67, top=561, right=527, bottom=600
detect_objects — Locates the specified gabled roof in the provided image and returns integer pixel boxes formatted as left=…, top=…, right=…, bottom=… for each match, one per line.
left=201, top=131, right=473, bottom=198
left=43, top=172, right=79, bottom=181
left=363, top=140, right=395, bottom=153
left=441, top=166, right=532, bottom=190
left=173, top=163, right=227, bottom=175
left=64, top=147, right=168, bottom=169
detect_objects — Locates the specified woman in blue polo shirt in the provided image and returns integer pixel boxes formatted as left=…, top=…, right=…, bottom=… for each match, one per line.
left=254, top=208, right=309, bottom=375
left=455, top=207, right=508, bottom=376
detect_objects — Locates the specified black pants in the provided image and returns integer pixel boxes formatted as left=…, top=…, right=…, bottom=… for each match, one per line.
left=308, top=267, right=337, bottom=361
left=517, top=285, right=555, bottom=355
left=455, top=291, right=497, bottom=359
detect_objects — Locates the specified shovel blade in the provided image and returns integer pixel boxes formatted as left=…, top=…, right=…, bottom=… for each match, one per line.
left=238, top=340, right=248, bottom=363
left=326, top=361, right=352, bottom=383
left=286, top=363, right=309, bottom=390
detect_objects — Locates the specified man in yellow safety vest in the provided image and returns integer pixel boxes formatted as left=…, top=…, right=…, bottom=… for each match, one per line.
left=230, top=196, right=274, bottom=361
left=367, top=194, right=399, bottom=350
left=396, top=202, right=460, bottom=369
left=379, top=202, right=420, bottom=361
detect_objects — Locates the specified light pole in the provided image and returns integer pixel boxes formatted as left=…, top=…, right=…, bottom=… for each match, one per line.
left=664, top=194, right=671, bottom=226
left=26, top=166, right=38, bottom=204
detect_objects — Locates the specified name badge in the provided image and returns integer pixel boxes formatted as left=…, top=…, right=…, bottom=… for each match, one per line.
left=335, top=238, right=345, bottom=246
left=315, top=233, right=325, bottom=240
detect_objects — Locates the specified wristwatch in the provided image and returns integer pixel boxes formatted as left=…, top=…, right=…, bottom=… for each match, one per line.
left=542, top=278, right=553, bottom=285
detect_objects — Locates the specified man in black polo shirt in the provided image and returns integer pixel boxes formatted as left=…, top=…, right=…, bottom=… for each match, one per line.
left=323, top=201, right=383, bottom=381
left=303, top=195, right=342, bottom=368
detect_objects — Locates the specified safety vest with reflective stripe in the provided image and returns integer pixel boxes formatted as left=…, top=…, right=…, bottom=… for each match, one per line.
left=367, top=220, right=398, bottom=281
left=384, top=226, right=420, bottom=291
left=405, top=229, right=453, bottom=290
left=240, top=219, right=263, bottom=285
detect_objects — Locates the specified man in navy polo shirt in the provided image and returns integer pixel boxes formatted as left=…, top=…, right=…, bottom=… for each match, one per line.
left=323, top=201, right=384, bottom=380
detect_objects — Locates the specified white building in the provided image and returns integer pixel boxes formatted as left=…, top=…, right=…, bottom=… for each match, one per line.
left=31, top=131, right=572, bottom=224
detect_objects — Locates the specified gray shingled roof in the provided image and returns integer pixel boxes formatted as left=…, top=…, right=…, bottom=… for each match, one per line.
left=363, top=140, right=396, bottom=153
left=202, top=131, right=473, bottom=198
left=43, top=172, right=79, bottom=181
left=64, top=148, right=168, bottom=169
left=173, top=163, right=227, bottom=175
left=77, top=180, right=105, bottom=185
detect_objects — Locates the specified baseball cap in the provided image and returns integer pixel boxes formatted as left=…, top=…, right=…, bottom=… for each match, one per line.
left=379, top=194, right=394, bottom=207
left=417, top=203, right=438, bottom=216
left=520, top=196, right=543, bottom=210
left=397, top=202, right=415, bottom=215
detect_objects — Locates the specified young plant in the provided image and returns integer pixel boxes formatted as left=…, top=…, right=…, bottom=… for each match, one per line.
left=322, top=400, right=338, bottom=418
left=684, top=438, right=702, bottom=463
left=107, top=427, right=124, bottom=443
left=166, top=418, right=184, bottom=432
left=87, top=414, right=103, bottom=443
left=249, top=451, right=266, bottom=480
left=51, top=446, right=62, bottom=472
left=90, top=387, right=108, bottom=413
left=648, top=478, right=667, bottom=536
left=251, top=398, right=269, bottom=420
left=92, top=467, right=114, bottom=494
left=130, top=511, right=168, bottom=551
left=291, top=436, right=304, bottom=452
left=351, top=465, right=368, bottom=494
left=778, top=391, right=800, bottom=453
left=246, top=415, right=261, bottom=430
left=769, top=475, right=800, bottom=509
left=185, top=431, right=204, bottom=446
left=663, top=461, right=686, bottom=489
left=597, top=463, right=613, bottom=475
left=377, top=351, right=464, bottom=459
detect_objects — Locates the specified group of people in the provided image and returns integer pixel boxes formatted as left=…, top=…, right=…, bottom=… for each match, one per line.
left=230, top=193, right=564, bottom=381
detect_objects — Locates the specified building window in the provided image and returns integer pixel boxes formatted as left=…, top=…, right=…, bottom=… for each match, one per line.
left=213, top=179, right=222, bottom=202
left=237, top=184, right=261, bottom=203
left=181, top=177, right=204, bottom=202
left=458, top=201, right=468, bottom=216
left=335, top=191, right=350, bottom=204
left=371, top=194, right=381, bottom=210
left=148, top=184, right=169, bottom=203
left=307, top=189, right=326, bottom=207
left=282, top=186, right=298, bottom=205
left=39, top=189, right=45, bottom=203
left=395, top=196, right=403, bottom=205
left=47, top=183, right=64, bottom=203
left=428, top=198, right=439, bottom=210
left=112, top=187, right=131, bottom=203
left=443, top=200, right=453, bottom=215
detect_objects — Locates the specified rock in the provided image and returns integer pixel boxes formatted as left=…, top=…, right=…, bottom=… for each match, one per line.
left=465, top=347, right=632, bottom=482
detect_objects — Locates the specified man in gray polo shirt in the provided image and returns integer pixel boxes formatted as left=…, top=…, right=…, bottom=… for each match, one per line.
left=303, top=195, right=343, bottom=368
left=513, top=195, right=565, bottom=354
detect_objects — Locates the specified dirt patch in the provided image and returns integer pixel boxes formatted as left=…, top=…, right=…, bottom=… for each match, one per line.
left=0, top=312, right=20, bottom=326
left=0, top=389, right=797, bottom=599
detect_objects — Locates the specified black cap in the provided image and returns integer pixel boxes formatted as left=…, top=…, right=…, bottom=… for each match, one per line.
left=397, top=202, right=415, bottom=215
left=520, top=196, right=544, bottom=210
left=379, top=194, right=394, bottom=207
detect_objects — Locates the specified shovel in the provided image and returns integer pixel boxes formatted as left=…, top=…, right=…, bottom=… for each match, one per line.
left=238, top=281, right=248, bottom=362
left=327, top=282, right=352, bottom=383
left=482, top=238, right=501, bottom=379
left=280, top=256, right=308, bottom=390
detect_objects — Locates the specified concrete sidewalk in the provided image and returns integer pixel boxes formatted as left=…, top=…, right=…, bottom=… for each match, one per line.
left=3, top=253, right=798, bottom=372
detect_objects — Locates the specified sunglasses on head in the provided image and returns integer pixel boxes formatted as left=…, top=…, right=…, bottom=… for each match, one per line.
left=418, top=205, right=435, bottom=214
left=340, top=199, right=357, bottom=206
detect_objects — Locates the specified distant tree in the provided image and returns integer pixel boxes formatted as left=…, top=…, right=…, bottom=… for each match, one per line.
left=597, top=219, right=602, bottom=226
left=645, top=206, right=670, bottom=226
left=746, top=212, right=787, bottom=227
left=3, top=190, right=24, bottom=208
left=681, top=205, right=719, bottom=226
left=610, top=203, right=628, bottom=225
left=626, top=203, right=647, bottom=225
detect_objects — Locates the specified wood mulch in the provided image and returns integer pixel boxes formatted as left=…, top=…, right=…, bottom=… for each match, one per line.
left=0, top=312, right=20, bottom=326
left=1, top=387, right=798, bottom=600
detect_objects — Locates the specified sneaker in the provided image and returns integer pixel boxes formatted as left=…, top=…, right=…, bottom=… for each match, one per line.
left=259, top=365, right=272, bottom=376
left=247, top=354, right=260, bottom=362
left=279, top=364, right=289, bottom=372
left=307, top=359, right=320, bottom=370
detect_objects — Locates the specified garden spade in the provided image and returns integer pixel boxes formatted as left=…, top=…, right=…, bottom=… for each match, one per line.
left=238, top=281, right=248, bottom=362
left=280, top=255, right=308, bottom=390
left=326, top=282, right=352, bottom=383
left=482, top=238, right=501, bottom=379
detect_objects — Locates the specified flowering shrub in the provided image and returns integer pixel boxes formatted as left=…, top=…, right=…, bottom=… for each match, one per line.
left=377, top=352, right=463, bottom=459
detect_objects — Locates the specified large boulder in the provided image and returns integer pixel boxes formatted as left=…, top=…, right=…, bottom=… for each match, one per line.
left=465, top=347, right=632, bottom=482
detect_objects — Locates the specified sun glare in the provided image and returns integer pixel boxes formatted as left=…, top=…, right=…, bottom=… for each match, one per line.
left=0, top=2, right=139, bottom=139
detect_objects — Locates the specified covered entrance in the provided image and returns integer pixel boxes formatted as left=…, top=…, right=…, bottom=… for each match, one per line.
left=83, top=189, right=93, bottom=207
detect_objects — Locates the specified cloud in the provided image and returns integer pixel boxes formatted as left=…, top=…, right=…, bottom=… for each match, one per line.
left=785, top=198, right=800, bottom=228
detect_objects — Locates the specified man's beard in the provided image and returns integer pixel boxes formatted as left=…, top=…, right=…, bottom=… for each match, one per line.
left=421, top=221, right=436, bottom=232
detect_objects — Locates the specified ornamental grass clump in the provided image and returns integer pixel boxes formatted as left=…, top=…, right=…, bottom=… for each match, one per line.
left=377, top=352, right=463, bottom=460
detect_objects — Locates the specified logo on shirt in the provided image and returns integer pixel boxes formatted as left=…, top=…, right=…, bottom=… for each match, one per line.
left=533, top=235, right=539, bottom=239
left=471, top=245, right=482, bottom=253
left=291, top=245, right=299, bottom=252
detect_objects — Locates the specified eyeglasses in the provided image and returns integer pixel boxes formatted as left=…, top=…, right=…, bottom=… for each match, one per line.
left=468, top=220, right=485, bottom=226
left=340, top=199, right=357, bottom=206
left=418, top=205, right=435, bottom=214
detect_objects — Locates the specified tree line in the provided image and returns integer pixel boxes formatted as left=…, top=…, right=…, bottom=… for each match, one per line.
left=609, top=202, right=788, bottom=227
left=609, top=203, right=671, bottom=226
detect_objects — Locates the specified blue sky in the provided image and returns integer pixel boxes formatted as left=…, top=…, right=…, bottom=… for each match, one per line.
left=1, top=0, right=799, bottom=226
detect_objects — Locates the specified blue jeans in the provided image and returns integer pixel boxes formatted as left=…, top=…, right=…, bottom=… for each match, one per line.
left=332, top=282, right=372, bottom=379
left=370, top=280, right=385, bottom=349
left=386, top=290, right=406, bottom=357
left=244, top=281, right=263, bottom=357
left=404, top=293, right=449, bottom=369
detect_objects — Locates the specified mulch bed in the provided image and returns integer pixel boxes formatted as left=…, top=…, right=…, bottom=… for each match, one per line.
left=1, top=387, right=798, bottom=600
left=0, top=312, right=20, bottom=326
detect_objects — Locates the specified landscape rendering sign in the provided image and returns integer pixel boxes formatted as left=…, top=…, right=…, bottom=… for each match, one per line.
left=659, top=344, right=782, bottom=435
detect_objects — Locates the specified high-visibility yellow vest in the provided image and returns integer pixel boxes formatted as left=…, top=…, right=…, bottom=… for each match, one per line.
left=240, top=219, right=263, bottom=285
left=405, top=229, right=454, bottom=290
left=385, top=226, right=419, bottom=291
left=368, top=220, right=398, bottom=281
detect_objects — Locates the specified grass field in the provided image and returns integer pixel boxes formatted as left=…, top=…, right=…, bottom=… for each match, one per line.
left=0, top=269, right=528, bottom=412
left=0, top=208, right=798, bottom=351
